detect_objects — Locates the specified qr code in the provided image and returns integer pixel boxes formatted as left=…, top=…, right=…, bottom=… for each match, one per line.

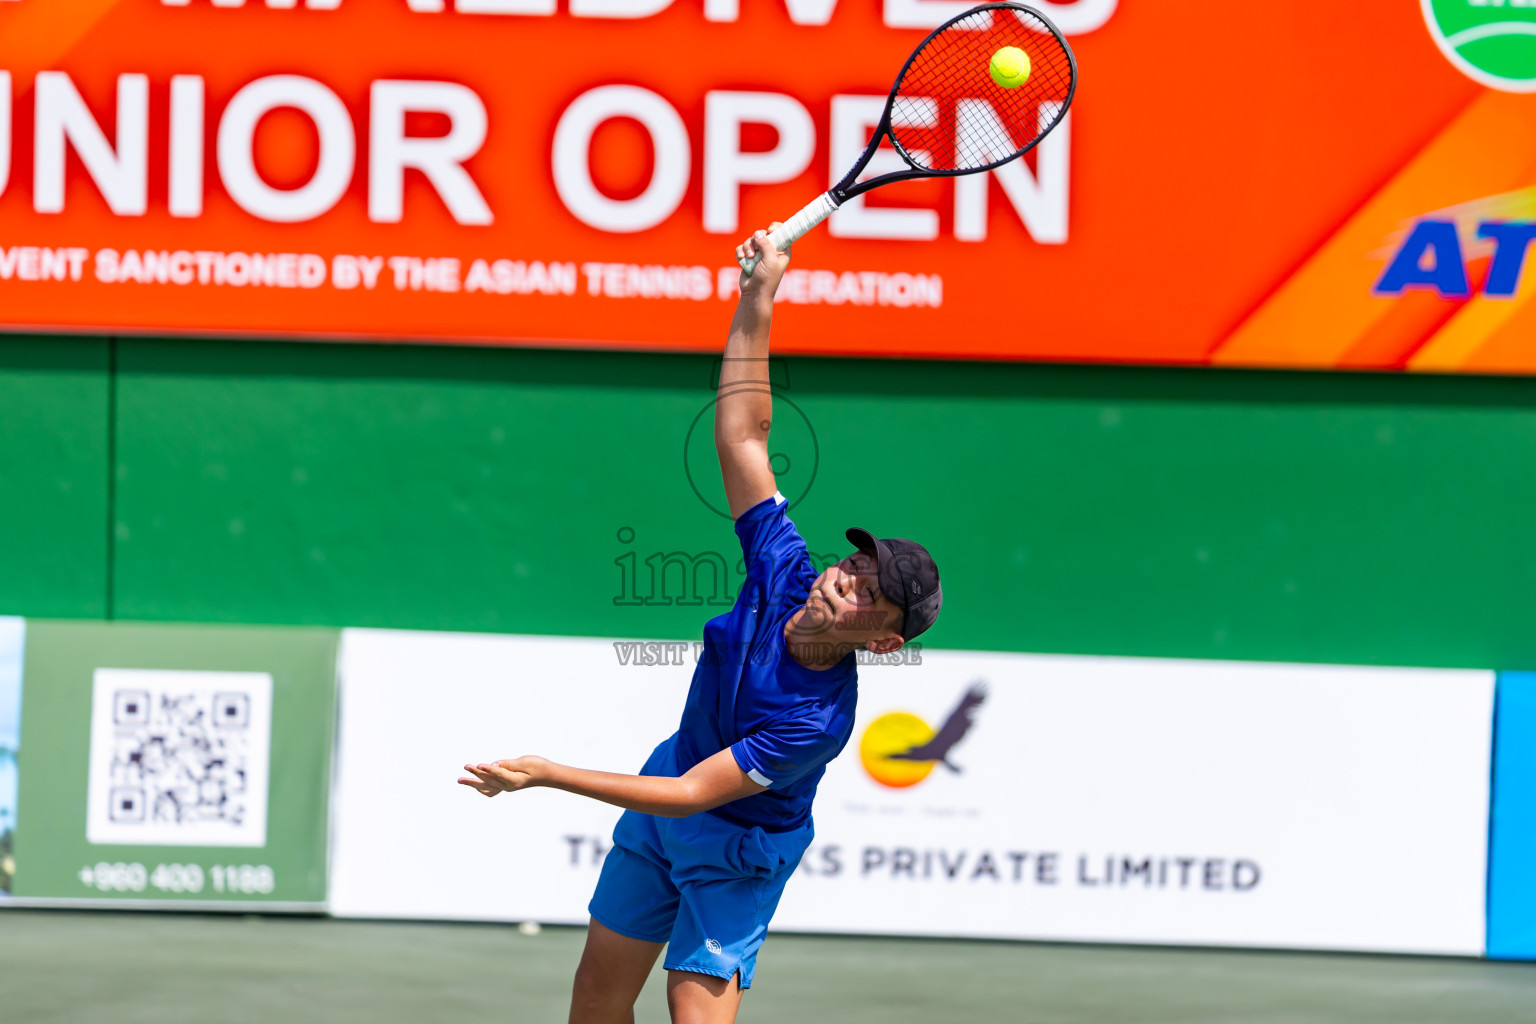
left=85, top=669, right=272, bottom=848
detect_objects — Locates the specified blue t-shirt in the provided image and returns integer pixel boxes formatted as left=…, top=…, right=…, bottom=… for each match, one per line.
left=668, top=493, right=858, bottom=832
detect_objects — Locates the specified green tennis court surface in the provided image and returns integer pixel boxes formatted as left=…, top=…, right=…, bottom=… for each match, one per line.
left=3, top=910, right=1532, bottom=1023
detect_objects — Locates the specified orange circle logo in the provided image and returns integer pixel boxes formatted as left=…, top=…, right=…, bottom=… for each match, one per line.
left=859, top=711, right=937, bottom=788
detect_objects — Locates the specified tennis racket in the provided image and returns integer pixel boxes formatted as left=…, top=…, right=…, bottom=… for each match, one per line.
left=737, top=1, right=1077, bottom=276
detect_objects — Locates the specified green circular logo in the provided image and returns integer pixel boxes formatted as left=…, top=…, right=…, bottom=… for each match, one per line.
left=1423, top=0, right=1536, bottom=92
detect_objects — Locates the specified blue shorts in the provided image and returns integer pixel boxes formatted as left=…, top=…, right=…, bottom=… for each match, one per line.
left=588, top=740, right=813, bottom=988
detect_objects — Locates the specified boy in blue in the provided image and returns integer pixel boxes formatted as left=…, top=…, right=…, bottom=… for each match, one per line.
left=460, top=226, right=943, bottom=1024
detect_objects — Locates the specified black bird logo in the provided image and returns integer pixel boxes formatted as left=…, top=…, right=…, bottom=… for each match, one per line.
left=887, top=681, right=988, bottom=773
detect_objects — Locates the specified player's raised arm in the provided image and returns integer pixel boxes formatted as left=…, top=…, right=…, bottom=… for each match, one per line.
left=716, top=227, right=793, bottom=520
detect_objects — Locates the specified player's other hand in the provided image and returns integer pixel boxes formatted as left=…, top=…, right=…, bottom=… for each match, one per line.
left=458, top=756, right=548, bottom=797
left=737, top=222, right=791, bottom=297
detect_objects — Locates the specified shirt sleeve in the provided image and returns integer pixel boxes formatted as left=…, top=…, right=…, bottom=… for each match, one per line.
left=733, top=491, right=803, bottom=578
left=730, top=713, right=845, bottom=790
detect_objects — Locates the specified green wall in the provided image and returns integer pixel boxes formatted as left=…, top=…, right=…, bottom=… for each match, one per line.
left=0, top=337, right=110, bottom=618
left=4, top=334, right=1535, bottom=669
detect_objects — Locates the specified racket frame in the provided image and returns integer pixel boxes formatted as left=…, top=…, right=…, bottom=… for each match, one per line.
left=837, top=1, right=1078, bottom=201
left=738, top=1, right=1077, bottom=276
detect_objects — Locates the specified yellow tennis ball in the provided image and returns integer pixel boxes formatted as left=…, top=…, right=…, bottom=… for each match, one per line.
left=989, top=46, right=1030, bottom=89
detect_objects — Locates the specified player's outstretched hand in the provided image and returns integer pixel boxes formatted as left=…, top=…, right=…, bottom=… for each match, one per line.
left=736, top=222, right=791, bottom=295
left=458, top=756, right=548, bottom=798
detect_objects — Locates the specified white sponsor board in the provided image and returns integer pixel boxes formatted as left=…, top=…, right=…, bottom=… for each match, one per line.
left=330, top=629, right=1494, bottom=954
left=776, top=652, right=1492, bottom=954
left=328, top=629, right=689, bottom=922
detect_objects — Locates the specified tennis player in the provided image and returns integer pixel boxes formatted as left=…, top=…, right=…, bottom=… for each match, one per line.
left=459, top=226, right=943, bottom=1024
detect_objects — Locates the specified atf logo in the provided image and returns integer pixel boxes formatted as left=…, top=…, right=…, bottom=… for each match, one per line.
left=1373, top=188, right=1536, bottom=298
left=1423, top=0, right=1536, bottom=93
left=859, top=682, right=986, bottom=789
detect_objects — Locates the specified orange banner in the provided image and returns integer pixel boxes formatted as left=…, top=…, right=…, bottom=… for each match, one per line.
left=0, top=0, right=1531, bottom=371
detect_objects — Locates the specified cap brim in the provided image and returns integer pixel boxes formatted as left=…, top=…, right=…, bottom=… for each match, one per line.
left=846, top=527, right=880, bottom=557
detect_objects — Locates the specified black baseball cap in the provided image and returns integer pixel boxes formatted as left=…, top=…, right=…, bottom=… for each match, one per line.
left=845, top=528, right=942, bottom=641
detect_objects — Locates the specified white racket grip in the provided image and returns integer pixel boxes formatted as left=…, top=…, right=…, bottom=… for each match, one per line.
left=737, top=192, right=841, bottom=277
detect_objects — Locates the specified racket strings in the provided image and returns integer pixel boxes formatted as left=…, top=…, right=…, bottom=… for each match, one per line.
left=891, top=7, right=1074, bottom=173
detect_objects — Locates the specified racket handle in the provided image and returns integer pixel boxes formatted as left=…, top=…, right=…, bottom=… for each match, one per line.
left=737, top=192, right=841, bottom=278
